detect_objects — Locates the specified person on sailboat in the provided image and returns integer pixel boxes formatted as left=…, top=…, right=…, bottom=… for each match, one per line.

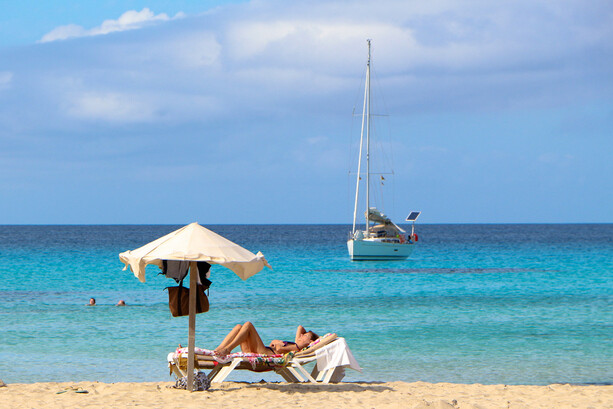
left=213, top=322, right=319, bottom=356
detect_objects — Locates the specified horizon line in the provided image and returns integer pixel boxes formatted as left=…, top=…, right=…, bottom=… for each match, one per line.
left=0, top=222, right=611, bottom=226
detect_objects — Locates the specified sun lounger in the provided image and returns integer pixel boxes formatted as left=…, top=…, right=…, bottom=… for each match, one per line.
left=167, top=333, right=361, bottom=384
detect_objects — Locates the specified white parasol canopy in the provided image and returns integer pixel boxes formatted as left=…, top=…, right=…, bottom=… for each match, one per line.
left=118, top=222, right=270, bottom=391
left=119, top=222, right=271, bottom=282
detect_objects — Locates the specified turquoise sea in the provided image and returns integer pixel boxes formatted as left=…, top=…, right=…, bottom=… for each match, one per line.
left=0, top=224, right=611, bottom=385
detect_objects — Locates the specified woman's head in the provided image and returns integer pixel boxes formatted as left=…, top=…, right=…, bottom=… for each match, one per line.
left=306, top=331, right=319, bottom=342
left=298, top=330, right=319, bottom=348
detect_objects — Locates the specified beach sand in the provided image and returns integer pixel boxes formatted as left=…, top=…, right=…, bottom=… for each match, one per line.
left=1, top=380, right=611, bottom=409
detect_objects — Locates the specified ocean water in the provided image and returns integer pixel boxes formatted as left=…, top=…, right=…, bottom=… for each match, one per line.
left=0, top=224, right=611, bottom=385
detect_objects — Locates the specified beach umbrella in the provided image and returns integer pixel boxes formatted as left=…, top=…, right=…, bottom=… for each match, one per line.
left=119, top=222, right=271, bottom=391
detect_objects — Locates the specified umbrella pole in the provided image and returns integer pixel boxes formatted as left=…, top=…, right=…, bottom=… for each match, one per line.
left=187, top=261, right=198, bottom=392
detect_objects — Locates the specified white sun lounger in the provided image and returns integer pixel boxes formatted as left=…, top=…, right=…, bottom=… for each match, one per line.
left=167, top=333, right=361, bottom=384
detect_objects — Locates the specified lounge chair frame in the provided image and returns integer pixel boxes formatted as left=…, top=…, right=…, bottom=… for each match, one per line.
left=168, top=336, right=350, bottom=384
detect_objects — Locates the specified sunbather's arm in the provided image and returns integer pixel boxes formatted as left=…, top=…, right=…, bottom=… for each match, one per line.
left=295, top=325, right=306, bottom=343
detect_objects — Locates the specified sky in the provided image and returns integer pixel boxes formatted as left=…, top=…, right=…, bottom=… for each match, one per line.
left=0, top=0, right=611, bottom=224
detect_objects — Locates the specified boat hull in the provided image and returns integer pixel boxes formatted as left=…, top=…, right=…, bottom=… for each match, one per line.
left=347, top=239, right=413, bottom=261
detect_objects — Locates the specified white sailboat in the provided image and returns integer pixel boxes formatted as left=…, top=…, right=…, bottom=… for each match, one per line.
left=347, top=40, right=420, bottom=261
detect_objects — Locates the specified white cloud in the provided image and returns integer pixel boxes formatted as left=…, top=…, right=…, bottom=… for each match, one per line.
left=66, top=91, right=156, bottom=122
left=39, top=24, right=87, bottom=43
left=8, top=0, right=608, bottom=130
left=39, top=8, right=181, bottom=43
left=62, top=86, right=222, bottom=123
left=159, top=33, right=222, bottom=69
left=226, top=19, right=416, bottom=72
left=24, top=0, right=608, bottom=126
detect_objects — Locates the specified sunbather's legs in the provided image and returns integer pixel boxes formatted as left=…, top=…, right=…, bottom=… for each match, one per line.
left=214, top=321, right=270, bottom=355
left=215, top=323, right=243, bottom=351
left=239, top=321, right=269, bottom=354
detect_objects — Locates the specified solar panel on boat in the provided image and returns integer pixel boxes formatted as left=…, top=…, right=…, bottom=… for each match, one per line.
left=406, top=211, right=421, bottom=221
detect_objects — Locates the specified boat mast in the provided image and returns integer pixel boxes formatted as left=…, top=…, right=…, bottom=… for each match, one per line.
left=352, top=40, right=370, bottom=236
left=365, top=39, right=371, bottom=237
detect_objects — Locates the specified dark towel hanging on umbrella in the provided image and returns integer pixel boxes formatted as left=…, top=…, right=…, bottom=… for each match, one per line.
left=162, top=260, right=212, bottom=287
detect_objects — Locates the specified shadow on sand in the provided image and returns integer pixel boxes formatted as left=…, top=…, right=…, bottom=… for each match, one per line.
left=214, top=381, right=394, bottom=394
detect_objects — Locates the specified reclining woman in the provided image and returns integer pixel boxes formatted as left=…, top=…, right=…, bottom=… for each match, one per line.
left=214, top=321, right=319, bottom=356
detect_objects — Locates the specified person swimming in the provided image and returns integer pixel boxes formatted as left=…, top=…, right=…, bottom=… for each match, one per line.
left=214, top=322, right=318, bottom=356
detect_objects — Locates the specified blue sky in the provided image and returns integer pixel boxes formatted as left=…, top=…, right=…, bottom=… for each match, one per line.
left=0, top=0, right=611, bottom=224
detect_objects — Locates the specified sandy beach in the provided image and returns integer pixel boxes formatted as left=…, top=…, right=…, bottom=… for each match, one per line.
left=1, top=380, right=611, bottom=409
